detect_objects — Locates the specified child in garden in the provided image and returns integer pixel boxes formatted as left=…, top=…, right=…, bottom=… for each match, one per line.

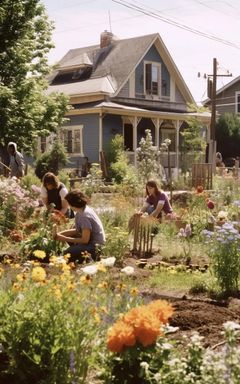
left=55, top=190, right=105, bottom=262
left=7, top=142, right=25, bottom=178
left=139, top=179, right=176, bottom=220
left=40, top=172, right=69, bottom=215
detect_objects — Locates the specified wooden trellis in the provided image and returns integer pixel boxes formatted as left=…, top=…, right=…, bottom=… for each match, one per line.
left=192, top=163, right=213, bottom=190
left=131, top=214, right=157, bottom=258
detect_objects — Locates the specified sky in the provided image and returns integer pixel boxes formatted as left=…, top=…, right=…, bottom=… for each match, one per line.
left=42, top=0, right=240, bottom=104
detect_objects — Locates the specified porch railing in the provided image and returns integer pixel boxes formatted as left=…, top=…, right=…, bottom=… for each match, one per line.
left=125, top=151, right=205, bottom=171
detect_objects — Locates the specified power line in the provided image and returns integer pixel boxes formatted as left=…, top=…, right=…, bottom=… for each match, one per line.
left=111, top=0, right=240, bottom=49
left=192, top=0, right=240, bottom=19
left=53, top=13, right=144, bottom=34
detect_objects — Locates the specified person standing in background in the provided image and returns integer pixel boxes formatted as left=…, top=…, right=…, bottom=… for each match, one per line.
left=7, top=142, right=25, bottom=178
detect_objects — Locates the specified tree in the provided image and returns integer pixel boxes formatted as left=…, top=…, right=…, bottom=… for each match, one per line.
left=180, top=103, right=207, bottom=173
left=216, top=113, right=240, bottom=159
left=0, top=0, right=69, bottom=162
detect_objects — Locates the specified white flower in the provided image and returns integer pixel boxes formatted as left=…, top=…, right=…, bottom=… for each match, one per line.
left=101, top=257, right=116, bottom=267
left=140, top=361, right=149, bottom=371
left=217, top=211, right=228, bottom=220
left=121, top=266, right=135, bottom=275
left=161, top=342, right=173, bottom=350
left=223, top=321, right=240, bottom=332
left=81, top=265, right=98, bottom=275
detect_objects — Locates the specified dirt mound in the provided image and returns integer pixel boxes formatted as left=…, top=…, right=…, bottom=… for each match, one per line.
left=170, top=299, right=240, bottom=347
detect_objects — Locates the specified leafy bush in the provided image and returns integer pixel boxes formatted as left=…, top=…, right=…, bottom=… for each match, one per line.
left=35, top=140, right=68, bottom=180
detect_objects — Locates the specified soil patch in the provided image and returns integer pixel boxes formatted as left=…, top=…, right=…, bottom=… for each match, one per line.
left=169, top=299, right=240, bottom=347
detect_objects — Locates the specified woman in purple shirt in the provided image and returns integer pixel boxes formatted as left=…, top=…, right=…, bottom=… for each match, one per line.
left=139, top=180, right=176, bottom=220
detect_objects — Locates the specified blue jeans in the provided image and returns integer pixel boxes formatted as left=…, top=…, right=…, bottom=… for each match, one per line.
left=64, top=243, right=96, bottom=263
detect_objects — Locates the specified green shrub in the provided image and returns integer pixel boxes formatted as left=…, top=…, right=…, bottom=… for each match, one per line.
left=35, top=140, right=68, bottom=180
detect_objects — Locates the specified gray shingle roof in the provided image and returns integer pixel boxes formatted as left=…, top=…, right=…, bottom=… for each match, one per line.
left=54, top=33, right=158, bottom=93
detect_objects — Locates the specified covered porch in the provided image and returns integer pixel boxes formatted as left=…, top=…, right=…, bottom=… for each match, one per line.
left=66, top=101, right=211, bottom=175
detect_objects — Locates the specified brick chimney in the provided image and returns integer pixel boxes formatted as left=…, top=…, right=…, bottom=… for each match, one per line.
left=100, top=30, right=114, bottom=48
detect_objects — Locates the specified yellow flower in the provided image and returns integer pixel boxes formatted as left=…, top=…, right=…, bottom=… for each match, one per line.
left=12, top=282, right=21, bottom=292
left=130, top=287, right=139, bottom=296
left=81, top=251, right=91, bottom=260
left=49, top=255, right=58, bottom=264
left=94, top=313, right=101, bottom=324
left=4, top=258, right=12, bottom=264
left=97, top=264, right=107, bottom=273
left=33, top=250, right=46, bottom=260
left=31, top=266, right=46, bottom=282
left=80, top=275, right=92, bottom=285
left=97, top=281, right=108, bottom=289
left=64, top=253, right=71, bottom=261
left=16, top=273, right=27, bottom=282
left=67, top=282, right=76, bottom=291
left=116, top=283, right=126, bottom=292
left=61, top=263, right=71, bottom=271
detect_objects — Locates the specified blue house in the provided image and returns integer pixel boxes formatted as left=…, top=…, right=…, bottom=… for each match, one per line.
left=46, top=31, right=210, bottom=173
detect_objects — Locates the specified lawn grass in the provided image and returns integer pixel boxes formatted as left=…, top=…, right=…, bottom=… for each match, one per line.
left=147, top=269, right=213, bottom=293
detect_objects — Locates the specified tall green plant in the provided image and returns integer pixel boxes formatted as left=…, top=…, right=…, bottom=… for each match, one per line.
left=136, top=129, right=162, bottom=183
left=204, top=222, right=240, bottom=294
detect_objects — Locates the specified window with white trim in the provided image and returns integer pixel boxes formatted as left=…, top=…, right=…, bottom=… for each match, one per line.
left=61, top=126, right=83, bottom=155
left=235, top=92, right=240, bottom=113
left=145, top=62, right=161, bottom=96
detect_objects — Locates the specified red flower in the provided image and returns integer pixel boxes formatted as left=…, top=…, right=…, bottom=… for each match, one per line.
left=196, top=185, right=204, bottom=194
left=207, top=200, right=215, bottom=209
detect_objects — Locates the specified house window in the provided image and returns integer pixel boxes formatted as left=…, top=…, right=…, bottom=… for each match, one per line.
left=160, top=128, right=176, bottom=152
left=124, top=123, right=133, bottom=151
left=145, top=62, right=161, bottom=96
left=61, top=126, right=83, bottom=155
left=235, top=92, right=240, bottom=113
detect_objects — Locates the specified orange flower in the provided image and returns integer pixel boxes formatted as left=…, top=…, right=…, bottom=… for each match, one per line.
left=107, top=320, right=136, bottom=353
left=124, top=307, right=161, bottom=346
left=106, top=300, right=174, bottom=352
left=147, top=300, right=174, bottom=324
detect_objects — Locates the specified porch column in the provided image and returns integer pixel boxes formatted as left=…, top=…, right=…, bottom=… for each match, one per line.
left=99, top=112, right=103, bottom=160
left=151, top=118, right=163, bottom=148
left=127, top=116, right=141, bottom=166
left=174, top=120, right=183, bottom=178
left=133, top=116, right=138, bottom=166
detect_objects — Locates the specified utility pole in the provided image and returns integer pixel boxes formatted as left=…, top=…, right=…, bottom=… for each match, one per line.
left=203, top=58, right=232, bottom=171
left=210, top=58, right=217, bottom=141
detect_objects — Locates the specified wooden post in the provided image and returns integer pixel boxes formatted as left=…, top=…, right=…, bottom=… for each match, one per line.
left=100, top=151, right=108, bottom=179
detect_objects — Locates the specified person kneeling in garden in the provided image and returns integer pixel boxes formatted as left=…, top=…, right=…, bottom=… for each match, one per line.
left=55, top=190, right=105, bottom=263
left=139, top=179, right=176, bottom=220
left=41, top=172, right=69, bottom=216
